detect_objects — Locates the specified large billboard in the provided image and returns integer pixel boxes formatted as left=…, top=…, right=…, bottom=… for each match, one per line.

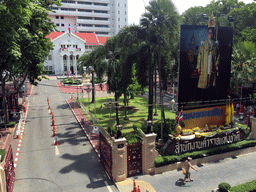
left=178, top=25, right=233, bottom=106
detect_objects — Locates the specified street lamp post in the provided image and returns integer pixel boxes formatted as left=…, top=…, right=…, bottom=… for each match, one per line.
left=86, top=85, right=91, bottom=111
left=1, top=71, right=8, bottom=130
left=154, top=69, right=158, bottom=116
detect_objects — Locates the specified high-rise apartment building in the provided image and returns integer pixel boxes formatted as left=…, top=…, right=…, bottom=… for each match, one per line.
left=49, top=0, right=128, bottom=36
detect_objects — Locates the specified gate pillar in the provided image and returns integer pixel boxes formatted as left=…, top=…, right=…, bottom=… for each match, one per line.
left=0, top=165, right=6, bottom=192
left=249, top=116, right=256, bottom=139
left=112, top=138, right=127, bottom=182
left=142, top=132, right=157, bottom=175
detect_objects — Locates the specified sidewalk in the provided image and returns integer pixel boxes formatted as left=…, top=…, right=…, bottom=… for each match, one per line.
left=66, top=97, right=256, bottom=192
left=1, top=82, right=32, bottom=168
left=57, top=81, right=110, bottom=94
left=66, top=99, right=100, bottom=156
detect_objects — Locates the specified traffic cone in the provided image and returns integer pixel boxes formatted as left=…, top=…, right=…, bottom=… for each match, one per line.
left=47, top=97, right=49, bottom=103
left=23, top=97, right=26, bottom=103
left=71, top=95, right=73, bottom=99
left=22, top=104, right=26, bottom=113
left=137, top=186, right=141, bottom=192
left=244, top=116, right=248, bottom=125
left=50, top=109, right=53, bottom=116
left=54, top=137, right=59, bottom=145
left=132, top=179, right=138, bottom=192
left=16, top=133, right=22, bottom=140
left=53, top=125, right=57, bottom=132
left=52, top=129, right=56, bottom=137
left=48, top=106, right=51, bottom=114
left=52, top=118, right=55, bottom=126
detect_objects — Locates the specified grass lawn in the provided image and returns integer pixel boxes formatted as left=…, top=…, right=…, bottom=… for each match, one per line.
left=79, top=95, right=175, bottom=134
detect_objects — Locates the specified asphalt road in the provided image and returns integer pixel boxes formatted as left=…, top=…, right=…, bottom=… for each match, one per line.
left=13, top=79, right=118, bottom=192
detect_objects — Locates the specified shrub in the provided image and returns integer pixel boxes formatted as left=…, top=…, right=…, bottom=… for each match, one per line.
left=152, top=118, right=175, bottom=143
left=0, top=121, right=16, bottom=128
left=107, top=126, right=117, bottom=137
left=124, top=128, right=143, bottom=144
left=219, top=182, right=231, bottom=192
left=155, top=140, right=256, bottom=167
left=90, top=77, right=106, bottom=84
left=0, top=149, right=6, bottom=162
left=230, top=180, right=256, bottom=192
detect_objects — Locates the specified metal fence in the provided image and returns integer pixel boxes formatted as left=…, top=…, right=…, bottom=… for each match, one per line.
left=77, top=100, right=113, bottom=146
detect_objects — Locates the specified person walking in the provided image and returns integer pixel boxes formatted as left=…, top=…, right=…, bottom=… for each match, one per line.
left=183, top=157, right=198, bottom=184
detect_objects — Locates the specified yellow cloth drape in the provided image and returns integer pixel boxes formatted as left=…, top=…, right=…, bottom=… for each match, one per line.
left=225, top=103, right=234, bottom=124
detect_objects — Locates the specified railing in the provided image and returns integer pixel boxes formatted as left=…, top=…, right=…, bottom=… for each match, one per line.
left=59, top=48, right=68, bottom=51
left=77, top=100, right=113, bottom=146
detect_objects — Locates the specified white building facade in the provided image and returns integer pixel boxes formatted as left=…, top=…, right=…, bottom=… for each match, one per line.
left=45, top=32, right=103, bottom=75
left=49, top=0, right=128, bottom=36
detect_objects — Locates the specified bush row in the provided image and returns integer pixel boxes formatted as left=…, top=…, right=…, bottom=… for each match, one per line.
left=0, top=149, right=6, bottom=162
left=230, top=180, right=256, bottom=192
left=62, top=78, right=82, bottom=85
left=218, top=180, right=256, bottom=192
left=155, top=139, right=256, bottom=167
left=0, top=121, right=16, bottom=128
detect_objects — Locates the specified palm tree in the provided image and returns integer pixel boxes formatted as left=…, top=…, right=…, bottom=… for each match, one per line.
left=231, top=41, right=256, bottom=98
left=104, top=35, right=123, bottom=137
left=139, top=0, right=180, bottom=133
left=78, top=46, right=107, bottom=103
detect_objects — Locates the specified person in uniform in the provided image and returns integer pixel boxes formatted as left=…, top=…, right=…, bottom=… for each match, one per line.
left=196, top=15, right=220, bottom=101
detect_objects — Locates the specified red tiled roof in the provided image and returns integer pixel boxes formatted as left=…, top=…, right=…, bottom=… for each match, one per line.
left=45, top=32, right=64, bottom=41
left=45, top=32, right=108, bottom=45
left=98, top=37, right=108, bottom=44
left=73, top=32, right=99, bottom=45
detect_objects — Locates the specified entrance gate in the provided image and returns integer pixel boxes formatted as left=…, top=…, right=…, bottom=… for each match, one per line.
left=99, top=132, right=112, bottom=179
left=127, top=143, right=142, bottom=177
left=4, top=145, right=15, bottom=192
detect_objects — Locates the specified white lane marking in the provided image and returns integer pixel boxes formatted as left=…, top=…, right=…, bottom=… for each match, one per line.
left=55, top=145, right=60, bottom=156
left=104, top=181, right=113, bottom=192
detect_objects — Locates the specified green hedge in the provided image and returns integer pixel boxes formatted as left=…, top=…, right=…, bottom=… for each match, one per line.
left=0, top=149, right=6, bottom=162
left=0, top=121, right=16, bottom=128
left=62, top=78, right=82, bottom=85
left=155, top=140, right=256, bottom=167
left=230, top=180, right=256, bottom=192
left=219, top=182, right=231, bottom=192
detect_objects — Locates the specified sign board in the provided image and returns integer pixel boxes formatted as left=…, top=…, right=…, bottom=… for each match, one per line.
left=164, top=128, right=246, bottom=155
left=178, top=25, right=233, bottom=106
left=182, top=105, right=226, bottom=129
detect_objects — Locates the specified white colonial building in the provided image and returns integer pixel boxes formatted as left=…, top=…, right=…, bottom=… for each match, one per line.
left=44, top=31, right=108, bottom=75
left=49, top=0, right=128, bottom=36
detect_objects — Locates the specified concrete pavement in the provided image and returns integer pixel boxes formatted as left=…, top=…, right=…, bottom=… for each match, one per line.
left=115, top=151, right=256, bottom=192
left=12, top=75, right=256, bottom=192
left=13, top=77, right=118, bottom=192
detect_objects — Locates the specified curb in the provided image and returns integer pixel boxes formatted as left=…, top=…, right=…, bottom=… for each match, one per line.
left=66, top=99, right=100, bottom=157
left=13, top=103, right=29, bottom=168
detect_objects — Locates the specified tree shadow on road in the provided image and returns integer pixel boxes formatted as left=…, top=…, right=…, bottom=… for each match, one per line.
left=56, top=129, right=89, bottom=146
left=59, top=149, right=115, bottom=190
left=56, top=104, right=70, bottom=110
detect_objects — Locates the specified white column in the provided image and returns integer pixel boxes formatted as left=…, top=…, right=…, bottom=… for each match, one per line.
left=67, top=54, right=70, bottom=73
left=61, top=54, right=64, bottom=75
left=74, top=55, right=77, bottom=76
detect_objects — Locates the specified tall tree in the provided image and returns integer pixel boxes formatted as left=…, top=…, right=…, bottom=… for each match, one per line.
left=140, top=0, right=179, bottom=132
left=78, top=46, right=107, bottom=103
left=231, top=41, right=256, bottom=97
left=104, top=36, right=123, bottom=128
left=229, top=2, right=256, bottom=44
left=0, top=0, right=60, bottom=123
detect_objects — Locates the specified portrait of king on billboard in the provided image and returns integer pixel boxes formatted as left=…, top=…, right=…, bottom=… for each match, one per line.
left=178, top=18, right=233, bottom=105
